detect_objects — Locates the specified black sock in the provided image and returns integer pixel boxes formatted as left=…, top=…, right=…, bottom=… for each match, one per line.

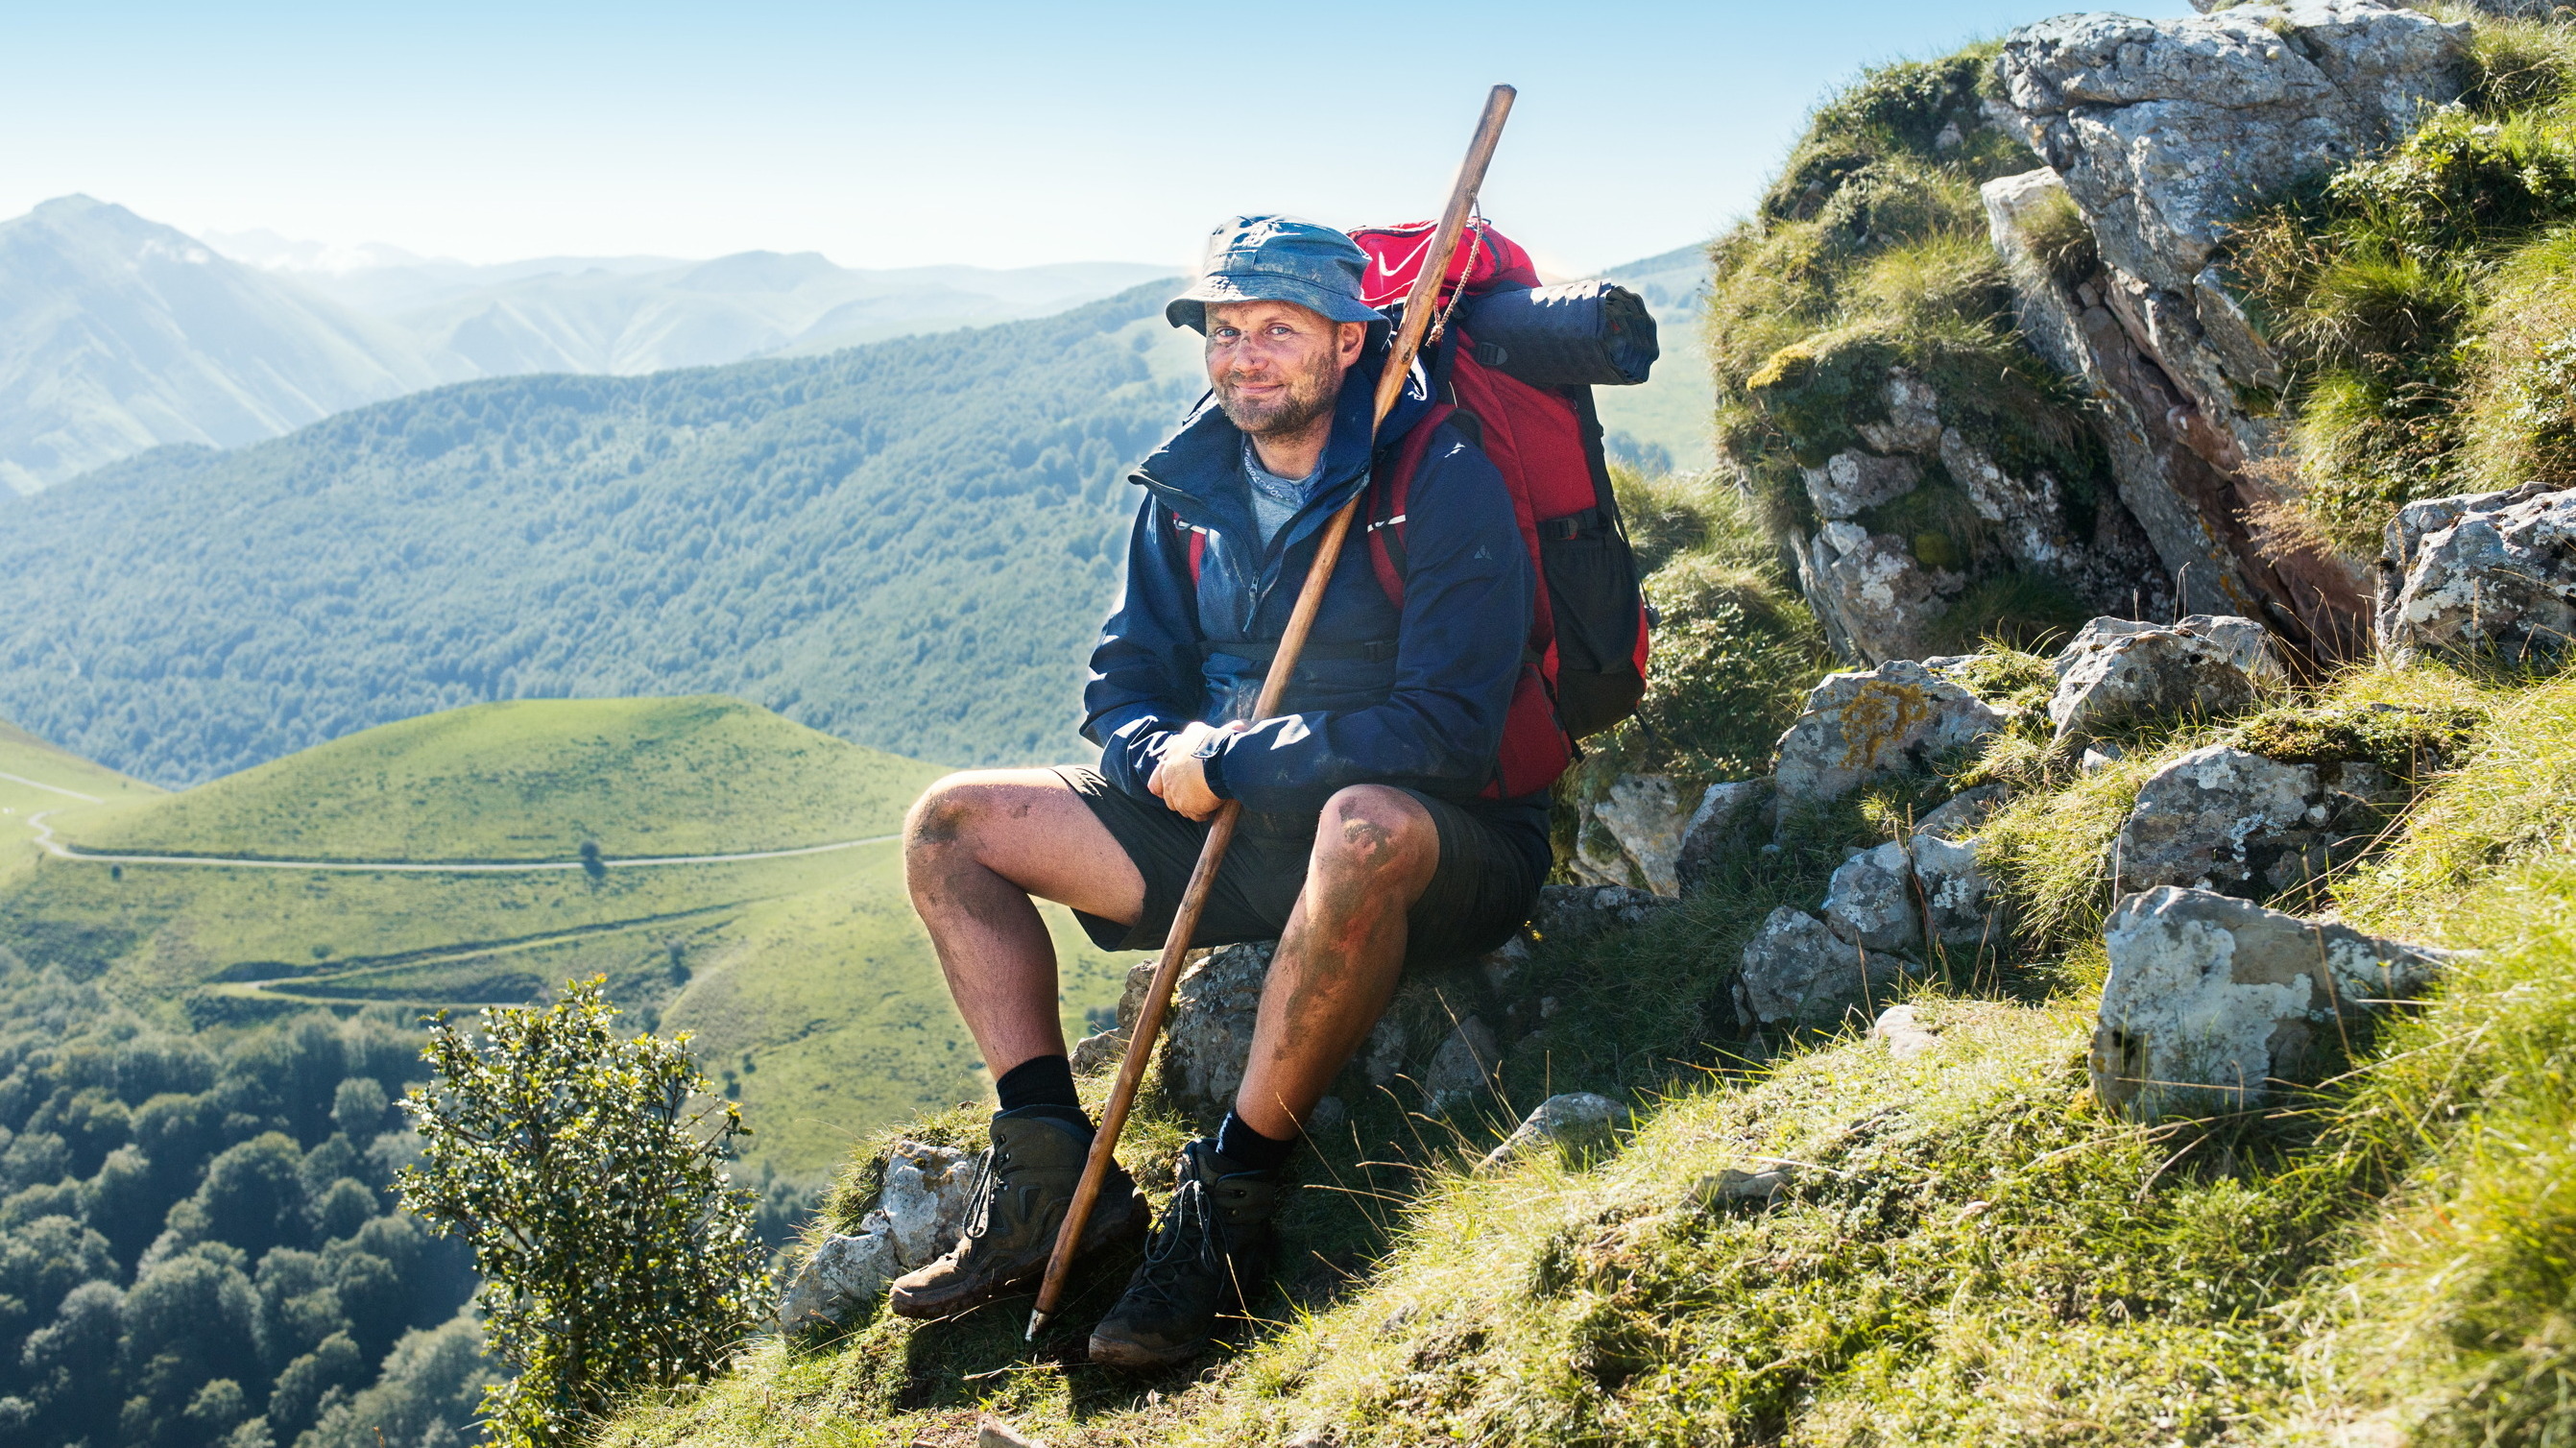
left=1215, top=1110, right=1296, bottom=1175
left=994, top=1054, right=1088, bottom=1131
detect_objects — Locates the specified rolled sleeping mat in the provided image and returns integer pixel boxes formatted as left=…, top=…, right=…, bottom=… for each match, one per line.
left=1458, top=280, right=1659, bottom=387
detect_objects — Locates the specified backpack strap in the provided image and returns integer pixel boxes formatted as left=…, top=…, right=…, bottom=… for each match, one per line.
left=1363, top=403, right=1461, bottom=607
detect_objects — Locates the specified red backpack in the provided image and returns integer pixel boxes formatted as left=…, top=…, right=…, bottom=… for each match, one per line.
left=1349, top=219, right=1653, bottom=799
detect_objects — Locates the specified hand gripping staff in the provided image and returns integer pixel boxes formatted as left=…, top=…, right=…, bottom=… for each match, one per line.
left=1027, top=84, right=1518, bottom=1340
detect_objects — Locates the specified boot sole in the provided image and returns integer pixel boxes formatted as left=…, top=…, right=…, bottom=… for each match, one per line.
left=1085, top=1330, right=1205, bottom=1369
left=886, top=1191, right=1150, bottom=1321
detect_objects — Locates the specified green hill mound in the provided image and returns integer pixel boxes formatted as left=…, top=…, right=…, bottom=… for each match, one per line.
left=0, top=698, right=1136, bottom=1175
left=63, top=695, right=941, bottom=862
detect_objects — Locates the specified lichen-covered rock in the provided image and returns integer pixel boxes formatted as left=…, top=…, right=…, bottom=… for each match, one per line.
left=1803, top=449, right=1924, bottom=519
left=1529, top=882, right=1678, bottom=943
left=1570, top=773, right=1690, bottom=896
left=1999, top=3, right=2468, bottom=302
left=777, top=1229, right=900, bottom=1331
left=2048, top=614, right=2281, bottom=741
left=2377, top=483, right=2576, bottom=664
left=1800, top=521, right=1964, bottom=664
left=1423, top=1016, right=1502, bottom=1113
left=1476, top=1092, right=1625, bottom=1173
left=1772, top=660, right=2010, bottom=808
left=2092, top=885, right=2445, bottom=1120
left=1159, top=941, right=1272, bottom=1118
left=1911, top=833, right=1999, bottom=948
left=1676, top=780, right=1772, bottom=896
left=878, top=1140, right=975, bottom=1270
left=2115, top=743, right=2402, bottom=902
left=1823, top=842, right=1920, bottom=954
left=1734, top=906, right=1920, bottom=1030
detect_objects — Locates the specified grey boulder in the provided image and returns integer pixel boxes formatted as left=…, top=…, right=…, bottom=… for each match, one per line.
left=1735, top=906, right=1920, bottom=1030
left=2115, top=744, right=2403, bottom=903
left=1568, top=772, right=1691, bottom=896
left=1824, top=842, right=1921, bottom=954
left=2049, top=615, right=2281, bottom=741
left=1423, top=1015, right=1502, bottom=1114
left=2092, top=886, right=2444, bottom=1120
left=1159, top=941, right=1273, bottom=1120
left=1772, top=660, right=2009, bottom=808
left=775, top=1138, right=977, bottom=1330
left=2377, top=483, right=2576, bottom=664
left=1477, top=1092, right=1625, bottom=1173
left=1912, top=833, right=2000, bottom=948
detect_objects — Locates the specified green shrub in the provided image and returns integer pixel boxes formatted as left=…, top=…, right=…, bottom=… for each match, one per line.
left=399, top=977, right=765, bottom=1448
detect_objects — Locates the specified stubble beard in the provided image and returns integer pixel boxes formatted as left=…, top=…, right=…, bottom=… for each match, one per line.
left=1216, top=348, right=1340, bottom=443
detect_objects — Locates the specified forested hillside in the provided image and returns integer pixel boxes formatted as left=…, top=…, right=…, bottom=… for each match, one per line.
left=0, top=284, right=1197, bottom=786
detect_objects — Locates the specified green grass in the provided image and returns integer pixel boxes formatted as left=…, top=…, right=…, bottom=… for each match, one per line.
left=61, top=696, right=939, bottom=861
left=0, top=700, right=1142, bottom=1175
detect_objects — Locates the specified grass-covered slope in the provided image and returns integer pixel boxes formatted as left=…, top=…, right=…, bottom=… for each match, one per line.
left=0, top=281, right=1200, bottom=788
left=1706, top=44, right=2115, bottom=652
left=0, top=700, right=1136, bottom=1175
left=61, top=696, right=938, bottom=861
left=595, top=648, right=2576, bottom=1448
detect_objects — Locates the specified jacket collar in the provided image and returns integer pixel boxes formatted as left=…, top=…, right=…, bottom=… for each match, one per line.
left=1131, top=336, right=1437, bottom=558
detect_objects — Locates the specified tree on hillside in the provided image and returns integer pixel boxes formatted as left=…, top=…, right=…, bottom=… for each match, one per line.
left=397, top=977, right=764, bottom=1448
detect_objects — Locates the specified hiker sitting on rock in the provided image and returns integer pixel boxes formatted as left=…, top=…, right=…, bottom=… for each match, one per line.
left=893, top=215, right=1551, bottom=1365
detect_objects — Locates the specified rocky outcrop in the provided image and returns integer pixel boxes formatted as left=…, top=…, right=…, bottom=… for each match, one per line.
left=2115, top=743, right=2404, bottom=904
left=1987, top=2, right=2471, bottom=657
left=1423, top=1016, right=1504, bottom=1115
left=1771, top=660, right=2010, bottom=808
left=2377, top=483, right=2576, bottom=664
left=1736, top=906, right=1923, bottom=1029
left=1794, top=367, right=2165, bottom=664
left=2092, top=885, right=2444, bottom=1120
left=1911, top=833, right=2000, bottom=949
left=776, top=1139, right=977, bottom=1330
left=2048, top=614, right=2282, bottom=741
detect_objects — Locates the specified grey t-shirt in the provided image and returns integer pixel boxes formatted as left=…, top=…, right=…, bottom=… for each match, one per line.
left=1241, top=438, right=1318, bottom=550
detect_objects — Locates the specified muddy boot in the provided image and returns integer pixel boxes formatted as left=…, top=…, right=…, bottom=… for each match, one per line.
left=1087, top=1140, right=1282, bottom=1368
left=887, top=1107, right=1146, bottom=1320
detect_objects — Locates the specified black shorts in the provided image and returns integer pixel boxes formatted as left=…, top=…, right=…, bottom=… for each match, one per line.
left=1057, top=767, right=1547, bottom=967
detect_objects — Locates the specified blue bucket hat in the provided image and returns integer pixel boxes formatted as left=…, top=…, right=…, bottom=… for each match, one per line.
left=1166, top=215, right=1387, bottom=334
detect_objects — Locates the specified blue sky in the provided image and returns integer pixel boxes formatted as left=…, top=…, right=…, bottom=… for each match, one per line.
left=0, top=0, right=2189, bottom=275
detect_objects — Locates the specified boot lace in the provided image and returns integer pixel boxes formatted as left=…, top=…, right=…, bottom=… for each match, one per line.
left=1122, top=1170, right=1225, bottom=1313
left=955, top=1146, right=1004, bottom=1245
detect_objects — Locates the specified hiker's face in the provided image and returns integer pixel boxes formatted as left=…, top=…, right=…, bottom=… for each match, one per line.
left=1204, top=301, right=1365, bottom=441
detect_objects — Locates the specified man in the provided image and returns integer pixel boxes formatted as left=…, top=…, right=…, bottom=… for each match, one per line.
left=891, top=215, right=1550, bottom=1366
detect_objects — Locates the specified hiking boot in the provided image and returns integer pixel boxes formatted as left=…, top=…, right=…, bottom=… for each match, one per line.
left=1087, top=1139, right=1283, bottom=1368
left=887, top=1108, right=1146, bottom=1320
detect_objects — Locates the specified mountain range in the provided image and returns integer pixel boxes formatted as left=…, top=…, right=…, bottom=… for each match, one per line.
left=0, top=196, right=1172, bottom=493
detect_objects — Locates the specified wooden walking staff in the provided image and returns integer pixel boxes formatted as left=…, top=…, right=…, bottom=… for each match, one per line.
left=1027, top=84, right=1518, bottom=1339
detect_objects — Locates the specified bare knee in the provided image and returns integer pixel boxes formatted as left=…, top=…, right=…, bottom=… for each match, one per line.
left=903, top=772, right=1007, bottom=865
left=1313, top=784, right=1437, bottom=883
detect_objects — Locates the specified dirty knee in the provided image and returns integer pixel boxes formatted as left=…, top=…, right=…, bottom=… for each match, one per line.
left=1314, top=785, right=1436, bottom=878
left=903, top=774, right=994, bottom=857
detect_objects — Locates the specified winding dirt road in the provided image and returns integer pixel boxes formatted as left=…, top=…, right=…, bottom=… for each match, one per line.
left=15, top=808, right=896, bottom=874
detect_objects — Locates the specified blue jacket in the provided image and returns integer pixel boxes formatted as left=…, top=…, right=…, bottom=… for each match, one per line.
left=1082, top=341, right=1536, bottom=823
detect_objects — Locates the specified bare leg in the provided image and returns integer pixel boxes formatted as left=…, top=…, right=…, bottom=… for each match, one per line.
left=1233, top=785, right=1440, bottom=1140
left=903, top=770, right=1146, bottom=1080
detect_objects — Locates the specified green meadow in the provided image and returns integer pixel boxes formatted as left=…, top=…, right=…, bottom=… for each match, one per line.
left=0, top=697, right=1142, bottom=1175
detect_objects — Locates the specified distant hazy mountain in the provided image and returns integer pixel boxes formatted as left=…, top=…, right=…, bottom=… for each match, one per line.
left=0, top=197, right=468, bottom=493
left=204, top=226, right=1175, bottom=374
left=0, top=282, right=1197, bottom=785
